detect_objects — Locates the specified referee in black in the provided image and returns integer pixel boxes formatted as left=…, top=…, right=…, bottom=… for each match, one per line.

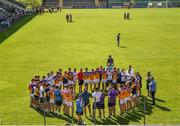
left=117, top=33, right=120, bottom=47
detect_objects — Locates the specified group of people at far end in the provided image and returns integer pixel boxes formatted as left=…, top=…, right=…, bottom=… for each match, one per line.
left=66, top=13, right=73, bottom=23
left=124, top=12, right=130, bottom=20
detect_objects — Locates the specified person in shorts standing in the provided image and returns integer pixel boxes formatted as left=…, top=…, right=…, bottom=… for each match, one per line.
left=92, top=88, right=101, bottom=118
left=81, top=88, right=92, bottom=117
left=54, top=86, right=62, bottom=115
left=78, top=68, right=84, bottom=93
left=83, top=68, right=90, bottom=91
left=76, top=95, right=84, bottom=124
left=146, top=71, right=152, bottom=96
left=108, top=87, right=117, bottom=118
left=99, top=90, right=106, bottom=118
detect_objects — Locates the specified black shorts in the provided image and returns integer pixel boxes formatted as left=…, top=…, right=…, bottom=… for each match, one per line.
left=99, top=103, right=105, bottom=109
left=78, top=80, right=84, bottom=85
left=120, top=81, right=125, bottom=84
left=108, top=102, right=116, bottom=107
left=40, top=97, right=44, bottom=103
left=84, top=102, right=90, bottom=108
left=117, top=79, right=121, bottom=84
left=46, top=96, right=50, bottom=102
left=93, top=102, right=100, bottom=109
left=76, top=111, right=83, bottom=115
left=55, top=100, right=62, bottom=106
left=146, top=84, right=149, bottom=90
left=34, top=95, right=39, bottom=100
left=107, top=80, right=112, bottom=84
left=63, top=79, right=68, bottom=85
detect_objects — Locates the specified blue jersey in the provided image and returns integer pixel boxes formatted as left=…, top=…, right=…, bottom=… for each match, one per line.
left=82, top=91, right=91, bottom=103
left=54, top=89, right=62, bottom=101
left=76, top=99, right=84, bottom=113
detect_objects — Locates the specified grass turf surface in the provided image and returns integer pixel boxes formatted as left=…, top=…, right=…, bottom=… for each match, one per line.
left=0, top=8, right=180, bottom=125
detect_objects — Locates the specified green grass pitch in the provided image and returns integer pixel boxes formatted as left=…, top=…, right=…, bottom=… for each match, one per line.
left=0, top=8, right=180, bottom=125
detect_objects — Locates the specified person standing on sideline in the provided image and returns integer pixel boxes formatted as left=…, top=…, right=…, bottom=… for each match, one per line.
left=117, top=33, right=120, bottom=47
left=124, top=12, right=126, bottom=20
left=149, top=77, right=156, bottom=105
left=146, top=71, right=152, bottom=96
left=69, top=13, right=72, bottom=23
left=127, top=12, right=130, bottom=20
left=66, top=14, right=69, bottom=22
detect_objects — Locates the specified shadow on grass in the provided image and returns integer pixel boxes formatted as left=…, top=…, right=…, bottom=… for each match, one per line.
left=32, top=95, right=171, bottom=125
left=33, top=108, right=77, bottom=124
left=120, top=46, right=127, bottom=48
left=0, top=14, right=36, bottom=44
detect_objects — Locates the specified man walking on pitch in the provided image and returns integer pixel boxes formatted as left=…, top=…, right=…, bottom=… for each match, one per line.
left=117, top=33, right=120, bottom=47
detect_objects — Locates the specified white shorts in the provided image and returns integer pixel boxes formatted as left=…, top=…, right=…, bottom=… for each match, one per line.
left=127, top=97, right=131, bottom=101
left=124, top=98, right=128, bottom=103
left=68, top=80, right=74, bottom=85
left=64, top=83, right=70, bottom=87
left=73, top=79, right=77, bottom=83
left=89, top=80, right=94, bottom=84
left=84, top=80, right=89, bottom=84
left=102, top=79, right=107, bottom=83
left=63, top=100, right=67, bottom=105
left=59, top=82, right=63, bottom=85
left=113, top=80, right=117, bottom=84
left=30, top=93, right=34, bottom=97
left=50, top=99, right=55, bottom=104
left=94, top=79, right=100, bottom=84
left=132, top=94, right=137, bottom=98
left=66, top=101, right=72, bottom=107
left=137, top=92, right=140, bottom=97
left=120, top=99, right=124, bottom=104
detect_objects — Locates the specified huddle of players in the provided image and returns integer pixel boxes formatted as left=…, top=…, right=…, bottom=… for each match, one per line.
left=28, top=65, right=142, bottom=123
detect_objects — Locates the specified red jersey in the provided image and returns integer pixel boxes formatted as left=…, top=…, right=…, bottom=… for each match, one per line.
left=78, top=72, right=83, bottom=80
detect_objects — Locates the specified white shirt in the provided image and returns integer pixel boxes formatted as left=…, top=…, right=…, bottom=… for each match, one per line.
left=39, top=86, right=44, bottom=98
left=73, top=72, right=77, bottom=79
left=127, top=69, right=134, bottom=76
left=121, top=72, right=126, bottom=82
left=46, top=75, right=54, bottom=85
left=107, top=70, right=113, bottom=80
left=126, top=72, right=132, bottom=81
left=92, top=92, right=101, bottom=102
